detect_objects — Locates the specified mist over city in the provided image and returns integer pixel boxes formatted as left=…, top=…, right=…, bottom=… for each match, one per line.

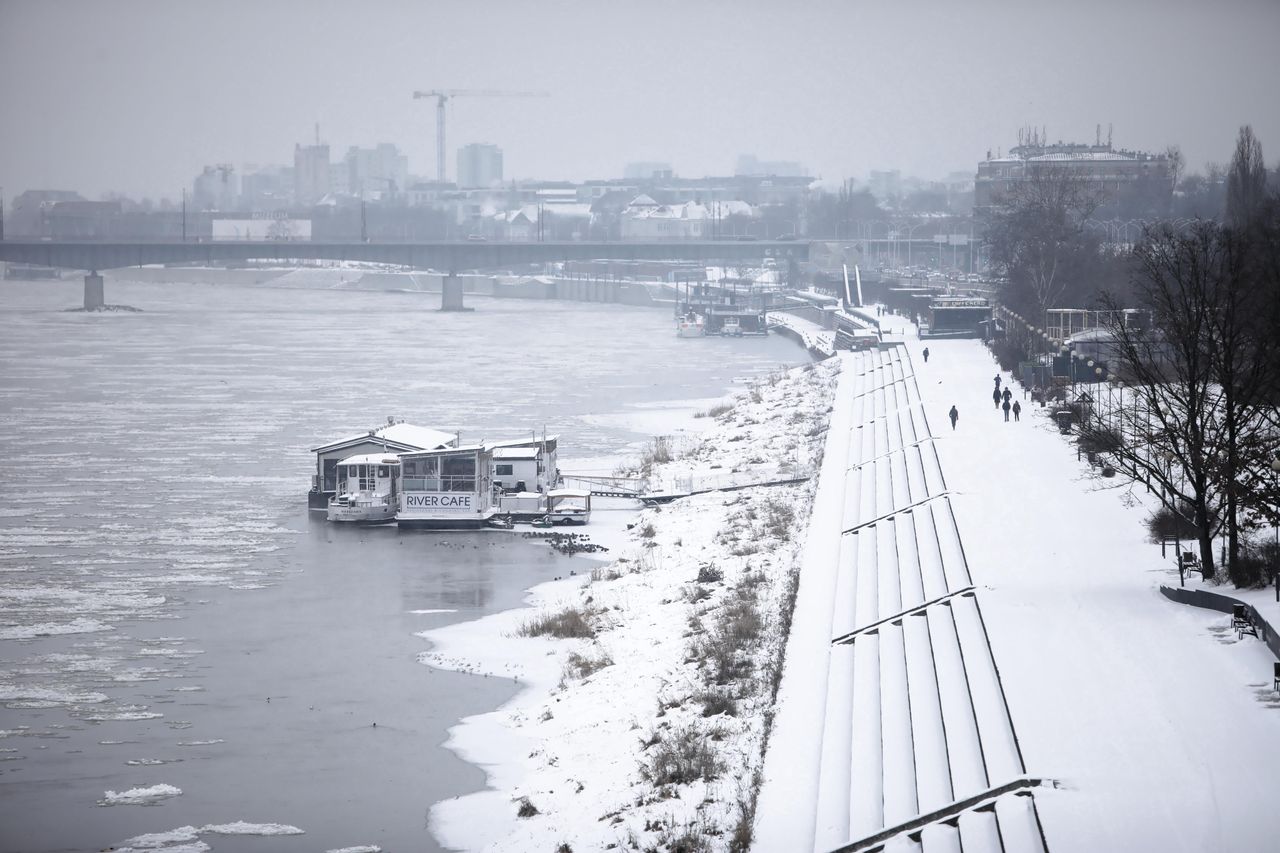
left=2, top=2, right=1280, bottom=853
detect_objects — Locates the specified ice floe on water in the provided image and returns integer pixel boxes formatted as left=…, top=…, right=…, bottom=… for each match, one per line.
left=113, top=822, right=305, bottom=851
left=80, top=709, right=165, bottom=721
left=408, top=608, right=457, bottom=614
left=0, top=617, right=113, bottom=640
left=326, top=846, right=382, bottom=853
left=176, top=739, right=224, bottom=746
left=98, top=783, right=182, bottom=806
left=0, top=685, right=109, bottom=706
left=200, top=821, right=305, bottom=835
left=126, top=758, right=177, bottom=766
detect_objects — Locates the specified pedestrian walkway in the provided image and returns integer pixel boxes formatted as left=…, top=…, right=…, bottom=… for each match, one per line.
left=757, top=344, right=1048, bottom=853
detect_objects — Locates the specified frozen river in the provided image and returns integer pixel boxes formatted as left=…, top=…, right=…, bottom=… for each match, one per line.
left=0, top=275, right=806, bottom=853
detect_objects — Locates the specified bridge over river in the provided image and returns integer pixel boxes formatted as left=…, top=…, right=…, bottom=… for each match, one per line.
left=0, top=239, right=809, bottom=310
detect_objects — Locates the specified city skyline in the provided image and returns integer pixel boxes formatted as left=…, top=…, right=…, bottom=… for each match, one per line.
left=2, top=0, right=1279, bottom=201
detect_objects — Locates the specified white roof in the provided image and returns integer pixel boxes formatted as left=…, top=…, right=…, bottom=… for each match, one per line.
left=337, top=453, right=402, bottom=466
left=400, top=443, right=488, bottom=458
left=490, top=435, right=559, bottom=449
left=312, top=422, right=456, bottom=454
left=493, top=447, right=540, bottom=460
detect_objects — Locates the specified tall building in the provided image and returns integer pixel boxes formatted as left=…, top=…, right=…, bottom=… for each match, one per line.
left=294, top=142, right=331, bottom=206
left=624, top=161, right=673, bottom=180
left=346, top=143, right=410, bottom=197
left=240, top=165, right=294, bottom=212
left=457, top=143, right=503, bottom=189
left=975, top=132, right=1174, bottom=222
left=192, top=165, right=238, bottom=211
left=735, top=154, right=807, bottom=178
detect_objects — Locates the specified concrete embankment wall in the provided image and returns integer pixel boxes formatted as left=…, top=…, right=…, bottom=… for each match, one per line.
left=1160, top=585, right=1280, bottom=661
left=105, top=267, right=670, bottom=307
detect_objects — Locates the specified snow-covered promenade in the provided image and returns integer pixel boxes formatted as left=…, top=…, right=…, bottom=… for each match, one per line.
left=760, top=331, right=1280, bottom=852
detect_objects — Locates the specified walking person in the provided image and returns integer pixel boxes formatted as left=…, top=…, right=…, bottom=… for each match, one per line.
left=993, top=388, right=1001, bottom=408
left=1012, top=400, right=1022, bottom=421
left=994, top=374, right=1001, bottom=391
left=1002, top=399, right=1011, bottom=421
left=1002, top=386, right=1012, bottom=404
left=923, top=347, right=930, bottom=363
left=949, top=405, right=959, bottom=430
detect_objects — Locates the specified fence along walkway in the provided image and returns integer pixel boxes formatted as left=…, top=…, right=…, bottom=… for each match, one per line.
left=811, top=345, right=1049, bottom=853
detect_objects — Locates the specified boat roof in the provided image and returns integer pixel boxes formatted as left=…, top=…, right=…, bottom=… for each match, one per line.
left=399, top=443, right=489, bottom=458
left=548, top=488, right=591, bottom=498
left=490, top=434, right=559, bottom=449
left=311, top=422, right=457, bottom=455
left=493, top=447, right=541, bottom=459
left=337, top=453, right=402, bottom=466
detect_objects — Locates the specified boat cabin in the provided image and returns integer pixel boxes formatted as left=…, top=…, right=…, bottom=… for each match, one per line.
left=491, top=436, right=559, bottom=493
left=397, top=445, right=496, bottom=529
left=547, top=488, right=592, bottom=525
left=309, top=419, right=456, bottom=508
left=327, top=453, right=401, bottom=524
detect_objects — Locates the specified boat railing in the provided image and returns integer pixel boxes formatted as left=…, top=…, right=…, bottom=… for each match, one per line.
left=401, top=476, right=477, bottom=493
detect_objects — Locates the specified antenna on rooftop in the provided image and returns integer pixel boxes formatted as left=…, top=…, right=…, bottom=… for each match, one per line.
left=1108, top=123, right=1113, bottom=150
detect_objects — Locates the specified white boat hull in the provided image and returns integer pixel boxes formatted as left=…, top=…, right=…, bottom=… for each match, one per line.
left=327, top=498, right=397, bottom=524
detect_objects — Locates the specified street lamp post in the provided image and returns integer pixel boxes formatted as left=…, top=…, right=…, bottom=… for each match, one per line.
left=1271, top=454, right=1280, bottom=601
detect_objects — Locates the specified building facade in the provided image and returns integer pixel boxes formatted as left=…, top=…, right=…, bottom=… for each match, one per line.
left=457, top=143, right=503, bottom=189
left=345, top=143, right=409, bottom=198
left=975, top=139, right=1174, bottom=222
left=294, top=142, right=331, bottom=206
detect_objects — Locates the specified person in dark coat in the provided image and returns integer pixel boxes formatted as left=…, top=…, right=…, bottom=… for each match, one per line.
left=994, top=374, right=1001, bottom=391
left=992, top=388, right=1001, bottom=408
left=1002, top=399, right=1011, bottom=421
left=1012, top=400, right=1022, bottom=421
left=1002, top=386, right=1012, bottom=404
left=949, top=405, right=959, bottom=430
left=923, top=347, right=930, bottom=363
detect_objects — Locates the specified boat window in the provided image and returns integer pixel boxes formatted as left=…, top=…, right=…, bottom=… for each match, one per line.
left=495, top=464, right=514, bottom=476
left=378, top=465, right=389, bottom=478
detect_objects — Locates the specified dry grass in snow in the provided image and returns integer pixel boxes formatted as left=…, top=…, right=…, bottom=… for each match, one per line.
left=422, top=358, right=841, bottom=853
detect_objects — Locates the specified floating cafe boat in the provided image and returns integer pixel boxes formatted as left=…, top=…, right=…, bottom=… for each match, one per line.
left=310, top=420, right=591, bottom=530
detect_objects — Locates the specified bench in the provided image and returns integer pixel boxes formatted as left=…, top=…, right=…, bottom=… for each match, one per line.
left=1178, top=551, right=1204, bottom=582
left=1232, top=604, right=1259, bottom=639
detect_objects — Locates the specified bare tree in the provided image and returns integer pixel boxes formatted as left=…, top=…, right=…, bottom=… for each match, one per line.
left=986, top=165, right=1104, bottom=323
left=1226, top=125, right=1266, bottom=227
left=1088, top=219, right=1280, bottom=580
left=1089, top=225, right=1226, bottom=576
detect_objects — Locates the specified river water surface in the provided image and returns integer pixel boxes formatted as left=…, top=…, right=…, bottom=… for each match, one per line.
left=0, top=275, right=804, bottom=853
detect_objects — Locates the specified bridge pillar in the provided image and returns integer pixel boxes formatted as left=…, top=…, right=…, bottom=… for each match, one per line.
left=83, top=272, right=104, bottom=311
left=440, top=273, right=466, bottom=311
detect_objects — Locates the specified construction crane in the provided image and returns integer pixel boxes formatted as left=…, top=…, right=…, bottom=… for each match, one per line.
left=412, top=89, right=550, bottom=183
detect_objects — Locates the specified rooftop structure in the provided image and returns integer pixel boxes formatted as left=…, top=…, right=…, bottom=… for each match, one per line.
left=975, top=129, right=1175, bottom=222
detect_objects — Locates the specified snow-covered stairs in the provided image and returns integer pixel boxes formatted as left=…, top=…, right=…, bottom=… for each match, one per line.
left=813, top=345, right=1049, bottom=853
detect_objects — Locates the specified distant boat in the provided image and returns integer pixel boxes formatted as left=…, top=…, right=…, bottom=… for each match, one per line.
left=676, top=312, right=705, bottom=338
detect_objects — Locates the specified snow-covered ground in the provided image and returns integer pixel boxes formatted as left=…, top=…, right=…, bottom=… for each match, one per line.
left=759, top=312, right=1280, bottom=852
left=421, top=359, right=841, bottom=852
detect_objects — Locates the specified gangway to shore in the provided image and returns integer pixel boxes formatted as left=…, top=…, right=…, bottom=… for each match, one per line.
left=560, top=474, right=649, bottom=498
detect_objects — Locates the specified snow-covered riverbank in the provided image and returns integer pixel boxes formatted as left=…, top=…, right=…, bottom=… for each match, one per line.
left=421, top=357, right=842, bottom=852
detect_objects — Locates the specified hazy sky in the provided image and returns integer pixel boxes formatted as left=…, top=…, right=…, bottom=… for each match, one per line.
left=2, top=0, right=1278, bottom=201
